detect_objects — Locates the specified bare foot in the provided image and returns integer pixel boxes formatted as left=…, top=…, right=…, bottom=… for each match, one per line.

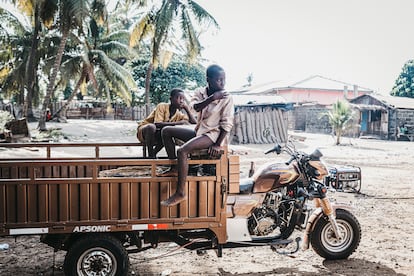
left=161, top=193, right=186, bottom=207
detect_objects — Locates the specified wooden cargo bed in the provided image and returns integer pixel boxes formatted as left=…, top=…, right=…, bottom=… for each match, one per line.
left=0, top=143, right=236, bottom=243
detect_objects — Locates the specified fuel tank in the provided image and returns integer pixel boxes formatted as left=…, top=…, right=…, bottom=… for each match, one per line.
left=252, top=162, right=300, bottom=193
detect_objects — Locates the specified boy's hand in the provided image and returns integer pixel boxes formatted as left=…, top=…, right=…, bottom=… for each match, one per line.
left=208, top=144, right=224, bottom=158
left=181, top=102, right=190, bottom=110
left=212, top=90, right=228, bottom=101
left=155, top=122, right=165, bottom=129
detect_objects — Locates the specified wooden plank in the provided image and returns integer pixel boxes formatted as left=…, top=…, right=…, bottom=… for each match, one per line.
left=188, top=180, right=198, bottom=218
left=17, top=167, right=28, bottom=223
left=100, top=183, right=110, bottom=220
left=59, top=183, right=69, bottom=221
left=150, top=182, right=159, bottom=218
left=49, top=183, right=58, bottom=222
left=130, top=182, right=139, bottom=219
left=69, top=184, right=79, bottom=221
left=207, top=180, right=215, bottom=217
left=90, top=182, right=99, bottom=220
left=198, top=180, right=208, bottom=217
left=140, top=182, right=150, bottom=219
left=0, top=184, right=5, bottom=223
left=110, top=183, right=119, bottom=219
left=6, top=183, right=16, bottom=223
left=80, top=182, right=90, bottom=221
left=120, top=182, right=130, bottom=219
left=168, top=181, right=178, bottom=218
left=159, top=181, right=169, bottom=218
left=229, top=173, right=240, bottom=183
left=38, top=166, right=50, bottom=222
left=179, top=182, right=189, bottom=218
left=27, top=168, right=38, bottom=222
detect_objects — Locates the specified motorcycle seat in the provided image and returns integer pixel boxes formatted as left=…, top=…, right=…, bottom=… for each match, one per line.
left=239, top=178, right=254, bottom=194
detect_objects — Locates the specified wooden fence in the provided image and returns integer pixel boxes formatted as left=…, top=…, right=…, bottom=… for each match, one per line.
left=231, top=104, right=288, bottom=144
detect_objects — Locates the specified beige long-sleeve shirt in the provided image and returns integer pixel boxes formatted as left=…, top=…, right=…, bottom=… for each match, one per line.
left=190, top=87, right=234, bottom=145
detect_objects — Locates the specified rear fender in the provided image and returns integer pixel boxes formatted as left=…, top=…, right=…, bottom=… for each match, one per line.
left=301, top=203, right=354, bottom=250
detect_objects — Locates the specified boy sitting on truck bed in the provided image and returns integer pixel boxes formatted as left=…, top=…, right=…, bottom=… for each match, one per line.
left=137, top=88, right=196, bottom=158
left=158, top=64, right=234, bottom=206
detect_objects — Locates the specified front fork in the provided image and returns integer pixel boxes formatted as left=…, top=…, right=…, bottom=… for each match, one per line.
left=315, top=198, right=342, bottom=240
left=301, top=185, right=344, bottom=250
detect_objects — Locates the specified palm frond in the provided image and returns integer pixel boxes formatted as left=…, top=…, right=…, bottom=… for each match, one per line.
left=17, top=0, right=34, bottom=17
left=180, top=9, right=201, bottom=62
left=187, top=0, right=219, bottom=29
left=62, top=0, right=90, bottom=28
left=98, top=41, right=132, bottom=59
left=91, top=49, right=136, bottom=105
left=0, top=7, right=31, bottom=33
left=130, top=12, right=154, bottom=47
left=102, top=30, right=130, bottom=45
left=60, top=56, right=83, bottom=78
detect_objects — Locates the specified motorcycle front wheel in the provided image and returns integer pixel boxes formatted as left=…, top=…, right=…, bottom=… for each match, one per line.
left=310, top=208, right=361, bottom=260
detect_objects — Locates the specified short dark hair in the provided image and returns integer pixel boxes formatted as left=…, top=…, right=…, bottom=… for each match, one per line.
left=206, top=64, right=224, bottom=78
left=170, top=88, right=184, bottom=98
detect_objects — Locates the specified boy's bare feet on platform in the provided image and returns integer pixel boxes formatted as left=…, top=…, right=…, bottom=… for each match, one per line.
left=161, top=192, right=186, bottom=207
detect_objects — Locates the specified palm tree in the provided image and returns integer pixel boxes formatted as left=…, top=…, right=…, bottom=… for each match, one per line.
left=1, top=0, right=57, bottom=120
left=326, top=100, right=354, bottom=145
left=38, top=0, right=90, bottom=131
left=130, top=0, right=219, bottom=115
left=53, top=24, right=137, bottom=119
left=0, top=5, right=32, bottom=108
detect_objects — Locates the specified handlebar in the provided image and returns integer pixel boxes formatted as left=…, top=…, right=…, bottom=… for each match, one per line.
left=264, top=144, right=282, bottom=155
left=285, top=156, right=296, bottom=165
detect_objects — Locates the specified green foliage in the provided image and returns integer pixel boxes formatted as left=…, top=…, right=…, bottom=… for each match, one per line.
left=131, top=59, right=206, bottom=104
left=325, top=100, right=354, bottom=145
left=391, top=60, right=414, bottom=98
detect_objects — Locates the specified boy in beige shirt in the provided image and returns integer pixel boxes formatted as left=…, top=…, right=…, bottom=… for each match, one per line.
left=158, top=64, right=234, bottom=206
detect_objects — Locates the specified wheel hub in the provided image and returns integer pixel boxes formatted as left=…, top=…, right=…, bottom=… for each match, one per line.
left=79, top=249, right=115, bottom=275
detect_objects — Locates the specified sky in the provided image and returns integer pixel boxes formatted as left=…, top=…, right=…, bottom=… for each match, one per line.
left=195, top=0, right=414, bottom=94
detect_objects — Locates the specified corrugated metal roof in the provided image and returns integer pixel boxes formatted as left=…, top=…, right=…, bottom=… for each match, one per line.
left=291, top=75, right=373, bottom=92
left=358, top=94, right=414, bottom=109
left=232, top=75, right=373, bottom=95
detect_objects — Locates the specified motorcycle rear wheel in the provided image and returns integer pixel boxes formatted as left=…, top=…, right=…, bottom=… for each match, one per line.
left=310, top=208, right=361, bottom=260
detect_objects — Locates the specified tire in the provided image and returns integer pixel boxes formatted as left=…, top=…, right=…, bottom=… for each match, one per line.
left=64, top=234, right=129, bottom=276
left=310, top=209, right=361, bottom=260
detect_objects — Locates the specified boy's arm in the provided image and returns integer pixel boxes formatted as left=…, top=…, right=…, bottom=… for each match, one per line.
left=193, top=90, right=228, bottom=112
left=208, top=128, right=228, bottom=158
left=182, top=103, right=197, bottom=124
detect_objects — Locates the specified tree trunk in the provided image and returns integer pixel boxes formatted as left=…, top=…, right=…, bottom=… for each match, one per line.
left=38, top=27, right=69, bottom=131
left=52, top=58, right=97, bottom=120
left=336, top=129, right=342, bottom=145
left=25, top=2, right=41, bottom=121
left=144, top=62, right=153, bottom=116
left=52, top=74, right=86, bottom=120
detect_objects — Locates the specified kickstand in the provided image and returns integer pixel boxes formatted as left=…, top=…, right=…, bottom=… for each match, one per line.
left=271, top=237, right=301, bottom=255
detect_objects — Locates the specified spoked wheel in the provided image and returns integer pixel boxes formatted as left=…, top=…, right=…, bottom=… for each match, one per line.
left=64, top=234, right=129, bottom=276
left=310, top=209, right=361, bottom=260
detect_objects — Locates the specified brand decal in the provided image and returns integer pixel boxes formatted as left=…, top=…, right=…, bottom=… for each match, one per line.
left=73, top=225, right=111, bottom=232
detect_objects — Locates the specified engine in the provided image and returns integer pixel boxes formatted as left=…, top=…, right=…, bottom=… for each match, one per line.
left=247, top=191, right=284, bottom=236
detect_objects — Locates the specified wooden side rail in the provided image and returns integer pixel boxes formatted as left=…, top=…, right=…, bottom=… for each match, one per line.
left=0, top=142, right=147, bottom=160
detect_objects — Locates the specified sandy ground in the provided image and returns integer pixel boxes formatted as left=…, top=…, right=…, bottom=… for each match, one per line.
left=0, top=119, right=413, bottom=275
